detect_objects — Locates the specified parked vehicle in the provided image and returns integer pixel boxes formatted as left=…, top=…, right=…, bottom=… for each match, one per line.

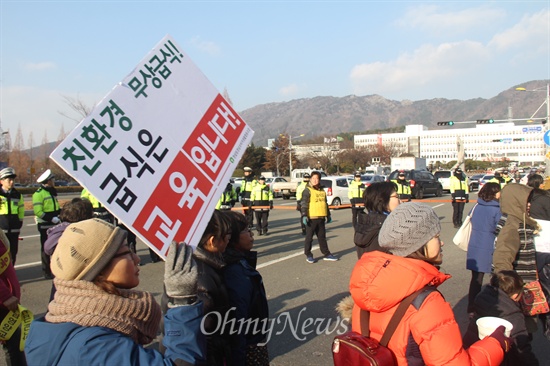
left=468, top=174, right=485, bottom=191
left=320, top=176, right=350, bottom=209
left=388, top=170, right=443, bottom=199
left=434, top=170, right=469, bottom=192
left=265, top=176, right=288, bottom=198
left=478, top=174, right=494, bottom=190
left=272, top=169, right=327, bottom=199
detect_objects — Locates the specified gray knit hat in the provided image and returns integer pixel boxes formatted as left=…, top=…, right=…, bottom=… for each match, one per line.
left=379, top=202, right=441, bottom=257
left=51, top=218, right=128, bottom=281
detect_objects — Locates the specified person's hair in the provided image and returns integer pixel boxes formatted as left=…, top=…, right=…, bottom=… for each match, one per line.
left=310, top=171, right=322, bottom=179
left=363, top=182, right=396, bottom=213
left=224, top=211, right=248, bottom=249
left=93, top=274, right=121, bottom=295
left=407, top=243, right=442, bottom=266
left=490, top=270, right=524, bottom=297
left=198, top=210, right=231, bottom=249
left=477, top=182, right=501, bottom=202
left=60, top=198, right=94, bottom=223
left=527, top=174, right=544, bottom=189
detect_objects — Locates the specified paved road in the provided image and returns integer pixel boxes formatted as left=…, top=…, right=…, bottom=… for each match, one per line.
left=4, top=193, right=550, bottom=365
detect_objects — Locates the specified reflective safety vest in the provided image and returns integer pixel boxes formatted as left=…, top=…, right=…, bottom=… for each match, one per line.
left=250, top=184, right=273, bottom=211
left=0, top=188, right=24, bottom=233
left=296, top=181, right=308, bottom=201
left=391, top=179, right=411, bottom=196
left=348, top=180, right=365, bottom=205
left=81, top=188, right=103, bottom=209
left=32, top=186, right=60, bottom=225
left=240, top=178, right=258, bottom=200
left=450, top=175, right=469, bottom=200
left=306, top=186, right=328, bottom=218
left=488, top=177, right=507, bottom=189
left=216, top=186, right=237, bottom=210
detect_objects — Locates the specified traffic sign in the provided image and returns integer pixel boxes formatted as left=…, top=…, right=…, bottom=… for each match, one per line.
left=545, top=130, right=550, bottom=146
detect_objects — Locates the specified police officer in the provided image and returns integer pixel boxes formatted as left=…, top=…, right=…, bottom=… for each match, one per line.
left=450, top=168, right=469, bottom=228
left=488, top=171, right=507, bottom=189
left=240, top=167, right=258, bottom=227
left=250, top=176, right=273, bottom=235
left=0, top=168, right=24, bottom=263
left=348, top=172, right=365, bottom=230
left=502, top=170, right=514, bottom=185
left=296, top=173, right=310, bottom=235
left=391, top=171, right=412, bottom=201
left=216, top=181, right=237, bottom=211
left=33, top=169, right=60, bottom=279
left=81, top=187, right=115, bottom=224
left=300, top=171, right=337, bottom=263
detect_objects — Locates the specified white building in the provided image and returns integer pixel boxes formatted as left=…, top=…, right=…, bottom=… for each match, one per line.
left=354, top=123, right=546, bottom=167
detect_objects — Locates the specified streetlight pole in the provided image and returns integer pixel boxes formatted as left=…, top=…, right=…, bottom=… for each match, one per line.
left=282, top=133, right=304, bottom=175
left=515, top=83, right=550, bottom=178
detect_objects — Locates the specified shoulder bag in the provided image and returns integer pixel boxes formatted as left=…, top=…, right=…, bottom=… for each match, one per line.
left=453, top=204, right=478, bottom=251
left=332, top=287, right=427, bottom=366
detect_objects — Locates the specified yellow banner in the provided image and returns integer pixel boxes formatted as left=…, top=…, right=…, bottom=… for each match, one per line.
left=0, top=305, right=34, bottom=351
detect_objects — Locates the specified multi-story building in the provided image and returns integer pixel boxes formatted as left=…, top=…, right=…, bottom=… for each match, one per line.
left=354, top=123, right=546, bottom=167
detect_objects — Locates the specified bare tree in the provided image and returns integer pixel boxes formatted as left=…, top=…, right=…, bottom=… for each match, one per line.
left=58, top=95, right=93, bottom=123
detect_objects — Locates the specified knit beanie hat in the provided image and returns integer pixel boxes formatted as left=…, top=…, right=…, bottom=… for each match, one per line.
left=51, top=218, right=128, bottom=281
left=378, top=202, right=441, bottom=257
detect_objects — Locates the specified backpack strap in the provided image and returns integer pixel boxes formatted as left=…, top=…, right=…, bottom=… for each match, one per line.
left=359, top=286, right=431, bottom=346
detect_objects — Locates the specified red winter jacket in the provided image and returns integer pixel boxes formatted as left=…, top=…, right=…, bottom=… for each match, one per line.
left=350, top=251, right=504, bottom=365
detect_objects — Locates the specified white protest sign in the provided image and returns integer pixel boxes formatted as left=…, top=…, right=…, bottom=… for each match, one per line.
left=534, top=219, right=550, bottom=253
left=50, top=35, right=254, bottom=257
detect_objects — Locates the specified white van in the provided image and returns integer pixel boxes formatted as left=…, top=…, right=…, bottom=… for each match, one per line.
left=320, top=176, right=350, bottom=209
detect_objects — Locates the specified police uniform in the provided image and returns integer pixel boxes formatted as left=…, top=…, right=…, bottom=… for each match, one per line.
left=348, top=173, right=365, bottom=230
left=391, top=172, right=412, bottom=201
left=0, top=168, right=24, bottom=263
left=450, top=169, right=469, bottom=228
left=300, top=172, right=337, bottom=262
left=216, top=182, right=237, bottom=211
left=488, top=171, right=508, bottom=189
left=81, top=188, right=115, bottom=224
left=32, top=169, right=60, bottom=278
left=240, top=167, right=258, bottom=227
left=250, top=176, right=273, bottom=235
left=295, top=174, right=310, bottom=235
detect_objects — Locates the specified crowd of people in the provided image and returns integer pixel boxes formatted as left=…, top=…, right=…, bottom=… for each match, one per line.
left=2, top=164, right=550, bottom=365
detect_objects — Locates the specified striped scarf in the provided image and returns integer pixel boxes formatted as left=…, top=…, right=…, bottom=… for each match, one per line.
left=496, top=214, right=538, bottom=282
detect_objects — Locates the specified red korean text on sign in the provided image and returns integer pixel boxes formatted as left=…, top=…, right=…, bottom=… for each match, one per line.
left=133, top=94, right=245, bottom=253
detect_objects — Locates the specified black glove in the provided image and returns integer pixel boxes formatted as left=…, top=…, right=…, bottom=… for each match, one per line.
left=451, top=193, right=456, bottom=199
left=296, top=203, right=302, bottom=212
left=489, top=325, right=512, bottom=353
left=269, top=202, right=273, bottom=210
left=164, top=241, right=198, bottom=307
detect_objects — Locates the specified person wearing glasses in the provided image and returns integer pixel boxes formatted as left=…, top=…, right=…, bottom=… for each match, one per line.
left=223, top=211, right=269, bottom=365
left=391, top=171, right=412, bottom=202
left=354, top=182, right=401, bottom=259
left=25, top=218, right=206, bottom=365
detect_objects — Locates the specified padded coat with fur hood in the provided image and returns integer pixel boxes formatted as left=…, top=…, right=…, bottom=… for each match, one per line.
left=349, top=251, right=504, bottom=366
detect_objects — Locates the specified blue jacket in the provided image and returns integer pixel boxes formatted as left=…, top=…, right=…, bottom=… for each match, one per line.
left=466, top=198, right=501, bottom=273
left=25, top=302, right=206, bottom=365
left=223, top=249, right=269, bottom=365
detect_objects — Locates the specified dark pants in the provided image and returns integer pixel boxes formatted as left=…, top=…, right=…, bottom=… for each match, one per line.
left=304, top=218, right=331, bottom=257
left=242, top=200, right=254, bottom=227
left=37, top=225, right=52, bottom=278
left=149, top=249, right=161, bottom=263
left=350, top=207, right=364, bottom=230
left=467, top=270, right=485, bottom=313
left=5, top=232, right=19, bottom=264
left=254, top=210, right=269, bottom=234
left=0, top=309, right=27, bottom=366
left=452, top=201, right=466, bottom=226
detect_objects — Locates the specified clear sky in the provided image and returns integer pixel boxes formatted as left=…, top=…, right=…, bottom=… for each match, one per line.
left=1, top=1, right=548, bottom=145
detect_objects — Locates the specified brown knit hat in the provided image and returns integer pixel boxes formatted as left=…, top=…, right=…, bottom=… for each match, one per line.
left=51, top=218, right=128, bottom=281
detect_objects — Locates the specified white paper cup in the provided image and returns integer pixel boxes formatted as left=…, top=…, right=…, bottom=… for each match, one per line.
left=476, top=316, right=513, bottom=339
